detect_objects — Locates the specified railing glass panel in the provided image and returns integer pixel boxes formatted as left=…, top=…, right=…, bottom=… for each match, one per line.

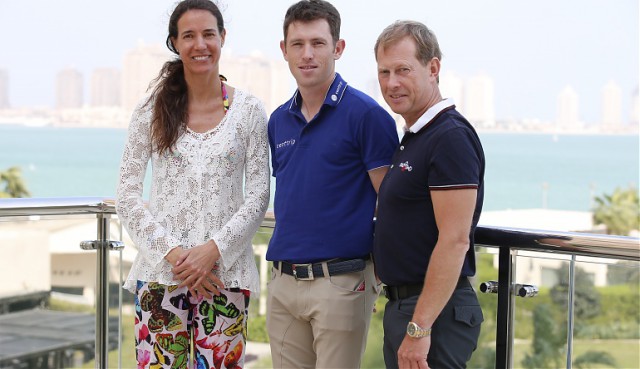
left=468, top=247, right=501, bottom=369
left=511, top=251, right=574, bottom=368
left=1, top=198, right=638, bottom=369
left=569, top=257, right=639, bottom=369
left=0, top=214, right=123, bottom=368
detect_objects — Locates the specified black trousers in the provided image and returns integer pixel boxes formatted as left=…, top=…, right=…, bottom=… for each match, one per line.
left=382, top=285, right=483, bottom=369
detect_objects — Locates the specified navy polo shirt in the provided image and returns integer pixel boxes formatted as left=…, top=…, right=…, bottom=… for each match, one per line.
left=267, top=73, right=399, bottom=263
left=373, top=99, right=485, bottom=286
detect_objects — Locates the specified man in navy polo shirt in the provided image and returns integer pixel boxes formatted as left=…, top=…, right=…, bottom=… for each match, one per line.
left=265, top=1, right=398, bottom=368
left=373, top=21, right=485, bottom=369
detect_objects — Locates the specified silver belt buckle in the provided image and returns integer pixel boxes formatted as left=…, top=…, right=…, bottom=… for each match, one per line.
left=293, top=263, right=314, bottom=280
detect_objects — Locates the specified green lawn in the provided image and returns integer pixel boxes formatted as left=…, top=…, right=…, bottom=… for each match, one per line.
left=71, top=314, right=638, bottom=369
left=511, top=339, right=640, bottom=369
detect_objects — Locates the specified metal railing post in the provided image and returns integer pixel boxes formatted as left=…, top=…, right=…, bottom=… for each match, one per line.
left=495, top=247, right=515, bottom=369
left=95, top=213, right=110, bottom=369
left=80, top=213, right=124, bottom=369
left=566, top=255, right=577, bottom=368
left=117, top=221, right=124, bottom=369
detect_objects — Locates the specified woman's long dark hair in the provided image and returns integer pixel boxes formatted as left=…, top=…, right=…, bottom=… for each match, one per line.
left=147, top=0, right=224, bottom=154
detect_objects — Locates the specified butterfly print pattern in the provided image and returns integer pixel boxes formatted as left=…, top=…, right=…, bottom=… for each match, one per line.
left=135, top=281, right=249, bottom=369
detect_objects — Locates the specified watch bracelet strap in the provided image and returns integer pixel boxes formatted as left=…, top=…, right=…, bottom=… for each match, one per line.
left=408, top=322, right=432, bottom=337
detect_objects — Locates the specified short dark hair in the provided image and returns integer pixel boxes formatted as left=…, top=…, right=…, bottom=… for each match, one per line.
left=375, top=20, right=442, bottom=66
left=283, top=0, right=341, bottom=43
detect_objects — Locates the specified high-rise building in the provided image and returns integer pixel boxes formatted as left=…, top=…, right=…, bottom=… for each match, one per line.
left=56, top=68, right=83, bottom=109
left=364, top=75, right=382, bottom=104
left=0, top=69, right=9, bottom=109
left=91, top=68, right=121, bottom=108
left=220, top=51, right=291, bottom=114
left=630, top=86, right=639, bottom=127
left=121, top=42, right=169, bottom=112
left=439, top=70, right=464, bottom=113
left=556, top=85, right=580, bottom=130
left=465, top=73, right=495, bottom=128
left=601, top=80, right=622, bottom=128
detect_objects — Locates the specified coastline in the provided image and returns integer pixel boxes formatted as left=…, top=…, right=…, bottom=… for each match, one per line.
left=1, top=125, right=638, bottom=213
left=0, top=119, right=638, bottom=136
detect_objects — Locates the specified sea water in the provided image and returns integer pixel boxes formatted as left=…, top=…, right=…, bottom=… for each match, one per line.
left=0, top=124, right=638, bottom=212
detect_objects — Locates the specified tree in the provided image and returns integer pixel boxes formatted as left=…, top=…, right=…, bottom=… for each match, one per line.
left=592, top=186, right=639, bottom=236
left=606, top=260, right=640, bottom=286
left=0, top=166, right=31, bottom=198
left=522, top=304, right=618, bottom=369
left=572, top=351, right=617, bottom=369
left=550, top=264, right=601, bottom=320
left=522, top=304, right=565, bottom=369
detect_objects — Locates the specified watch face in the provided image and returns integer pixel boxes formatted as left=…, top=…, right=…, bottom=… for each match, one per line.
left=407, top=322, right=417, bottom=336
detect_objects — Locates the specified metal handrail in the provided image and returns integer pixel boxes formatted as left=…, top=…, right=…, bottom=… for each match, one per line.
left=474, top=225, right=639, bottom=261
left=1, top=197, right=639, bottom=369
left=0, top=196, right=115, bottom=217
left=1, top=198, right=638, bottom=261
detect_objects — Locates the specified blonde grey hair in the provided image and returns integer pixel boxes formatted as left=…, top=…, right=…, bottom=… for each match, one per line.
left=374, top=20, right=442, bottom=66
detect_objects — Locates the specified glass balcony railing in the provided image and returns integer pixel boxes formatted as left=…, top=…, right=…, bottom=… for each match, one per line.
left=472, top=227, right=639, bottom=369
left=1, top=197, right=638, bottom=369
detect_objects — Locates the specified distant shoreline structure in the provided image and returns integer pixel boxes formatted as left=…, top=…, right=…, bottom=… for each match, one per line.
left=0, top=117, right=638, bottom=136
left=0, top=107, right=130, bottom=129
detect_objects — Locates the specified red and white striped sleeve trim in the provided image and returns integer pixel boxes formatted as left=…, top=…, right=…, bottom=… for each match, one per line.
left=429, top=184, right=479, bottom=190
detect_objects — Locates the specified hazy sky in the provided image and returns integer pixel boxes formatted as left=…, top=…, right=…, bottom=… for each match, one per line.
left=0, top=0, right=637, bottom=124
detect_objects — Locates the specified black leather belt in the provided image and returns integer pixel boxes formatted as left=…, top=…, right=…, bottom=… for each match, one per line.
left=383, top=276, right=471, bottom=300
left=273, top=256, right=370, bottom=281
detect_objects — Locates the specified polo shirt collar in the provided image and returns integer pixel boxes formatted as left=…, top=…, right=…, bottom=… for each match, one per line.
left=288, top=73, right=348, bottom=112
left=405, top=97, right=455, bottom=133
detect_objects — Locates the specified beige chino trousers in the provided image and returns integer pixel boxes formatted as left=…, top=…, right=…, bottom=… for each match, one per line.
left=266, top=260, right=379, bottom=369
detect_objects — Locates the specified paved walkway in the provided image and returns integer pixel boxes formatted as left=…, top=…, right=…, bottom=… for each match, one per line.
left=245, top=341, right=272, bottom=368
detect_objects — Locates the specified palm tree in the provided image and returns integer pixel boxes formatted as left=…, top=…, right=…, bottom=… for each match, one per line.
left=0, top=166, right=31, bottom=198
left=592, top=186, right=639, bottom=236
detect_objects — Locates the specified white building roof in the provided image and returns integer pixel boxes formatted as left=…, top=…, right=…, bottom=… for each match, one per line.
left=479, top=208, right=593, bottom=232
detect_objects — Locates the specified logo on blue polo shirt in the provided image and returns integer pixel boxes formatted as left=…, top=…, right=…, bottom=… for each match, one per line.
left=333, top=81, right=344, bottom=101
left=276, top=139, right=296, bottom=149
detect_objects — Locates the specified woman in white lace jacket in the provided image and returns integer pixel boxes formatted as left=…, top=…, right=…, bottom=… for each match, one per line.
left=115, top=1, right=269, bottom=367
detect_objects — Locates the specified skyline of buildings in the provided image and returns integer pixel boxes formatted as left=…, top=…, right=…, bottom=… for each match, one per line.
left=0, top=44, right=638, bottom=133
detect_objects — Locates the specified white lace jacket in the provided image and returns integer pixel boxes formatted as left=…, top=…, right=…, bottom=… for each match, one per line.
left=116, top=89, right=270, bottom=295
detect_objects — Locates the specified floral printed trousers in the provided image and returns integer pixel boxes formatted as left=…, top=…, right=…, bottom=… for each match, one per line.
left=134, top=281, right=249, bottom=369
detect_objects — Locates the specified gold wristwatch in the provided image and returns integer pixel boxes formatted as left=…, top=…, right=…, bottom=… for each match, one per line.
left=406, top=321, right=431, bottom=338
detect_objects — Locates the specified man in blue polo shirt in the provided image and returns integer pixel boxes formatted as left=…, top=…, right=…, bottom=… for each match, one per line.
left=265, top=1, right=398, bottom=368
left=373, top=21, right=485, bottom=369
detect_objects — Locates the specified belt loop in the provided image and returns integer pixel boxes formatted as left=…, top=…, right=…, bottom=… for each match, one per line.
left=321, top=261, right=330, bottom=279
left=273, top=261, right=282, bottom=276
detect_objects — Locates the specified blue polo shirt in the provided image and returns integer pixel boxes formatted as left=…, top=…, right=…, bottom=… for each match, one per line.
left=373, top=99, right=485, bottom=285
left=267, top=73, right=399, bottom=263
